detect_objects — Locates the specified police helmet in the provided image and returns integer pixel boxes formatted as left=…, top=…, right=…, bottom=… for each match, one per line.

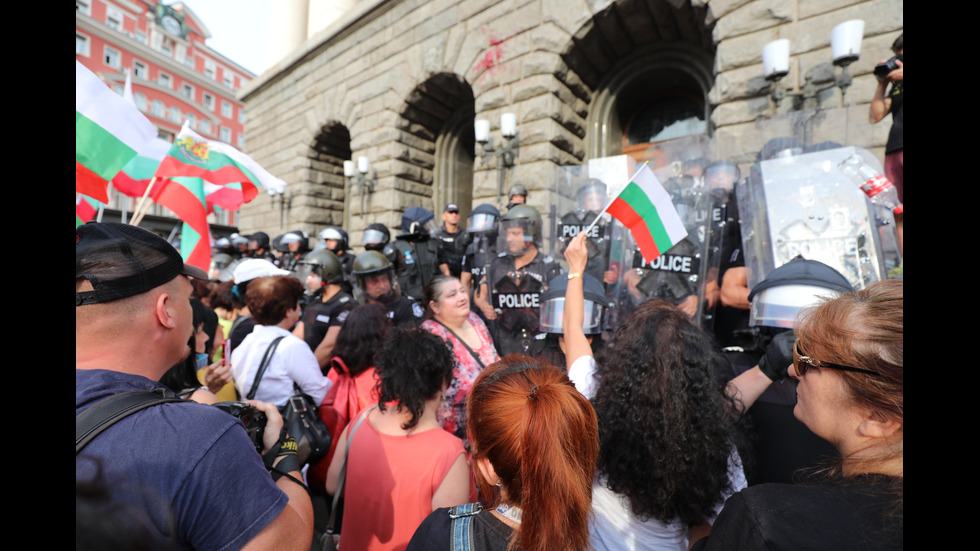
left=747, top=256, right=853, bottom=329
left=230, top=233, right=250, bottom=252
left=277, top=230, right=311, bottom=253
left=508, top=184, right=528, bottom=198
left=576, top=179, right=607, bottom=211
left=499, top=204, right=543, bottom=254
left=362, top=223, right=391, bottom=251
left=352, top=250, right=399, bottom=304
left=705, top=161, right=741, bottom=190
left=208, top=253, right=236, bottom=282
left=538, top=273, right=609, bottom=334
left=318, top=226, right=349, bottom=252
left=213, top=236, right=235, bottom=256
left=248, top=231, right=270, bottom=252
left=400, top=207, right=439, bottom=237
left=466, top=203, right=500, bottom=234
left=298, top=249, right=345, bottom=285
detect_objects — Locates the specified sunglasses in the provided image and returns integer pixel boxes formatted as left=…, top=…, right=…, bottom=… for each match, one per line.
left=792, top=341, right=882, bottom=377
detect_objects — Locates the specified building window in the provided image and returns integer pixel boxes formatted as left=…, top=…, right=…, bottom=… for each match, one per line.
left=220, top=127, right=231, bottom=143
left=200, top=120, right=211, bottom=135
left=204, top=93, right=215, bottom=111
left=159, top=72, right=172, bottom=88
left=106, top=8, right=122, bottom=31
left=135, top=93, right=147, bottom=111
left=170, top=107, right=182, bottom=123
left=238, top=134, right=246, bottom=148
left=76, top=0, right=91, bottom=15
left=224, top=74, right=234, bottom=88
left=152, top=100, right=164, bottom=117
left=205, top=61, right=216, bottom=80
left=182, top=83, right=194, bottom=100
left=135, top=31, right=147, bottom=45
left=161, top=39, right=173, bottom=57
left=104, top=46, right=121, bottom=68
left=187, top=113, right=196, bottom=129
left=239, top=109, right=245, bottom=124
left=221, top=101, right=232, bottom=118
left=133, top=61, right=148, bottom=79
left=76, top=33, right=90, bottom=56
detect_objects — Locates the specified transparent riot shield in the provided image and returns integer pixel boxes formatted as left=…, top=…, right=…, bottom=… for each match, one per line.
left=737, top=145, right=901, bottom=292
left=611, top=135, right=720, bottom=331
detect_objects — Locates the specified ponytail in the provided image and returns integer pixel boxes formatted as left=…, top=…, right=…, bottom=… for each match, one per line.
left=468, top=355, right=598, bottom=551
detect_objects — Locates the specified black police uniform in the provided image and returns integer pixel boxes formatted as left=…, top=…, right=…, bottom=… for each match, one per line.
left=557, top=210, right=611, bottom=284
left=486, top=251, right=561, bottom=356
left=383, top=295, right=425, bottom=328
left=300, top=291, right=356, bottom=351
left=434, top=225, right=471, bottom=278
left=390, top=237, right=441, bottom=302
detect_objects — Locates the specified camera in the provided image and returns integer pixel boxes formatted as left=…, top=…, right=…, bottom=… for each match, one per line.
left=874, top=53, right=903, bottom=80
left=214, top=401, right=267, bottom=452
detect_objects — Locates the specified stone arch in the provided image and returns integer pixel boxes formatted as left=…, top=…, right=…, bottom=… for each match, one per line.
left=307, top=121, right=351, bottom=228
left=556, top=0, right=716, bottom=161
left=396, top=72, right=476, bottom=217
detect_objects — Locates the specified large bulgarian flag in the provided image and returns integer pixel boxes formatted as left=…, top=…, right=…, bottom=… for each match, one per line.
left=76, top=60, right=157, bottom=203
left=604, top=163, right=688, bottom=264
left=151, top=176, right=211, bottom=271
left=111, top=137, right=173, bottom=198
left=153, top=121, right=286, bottom=200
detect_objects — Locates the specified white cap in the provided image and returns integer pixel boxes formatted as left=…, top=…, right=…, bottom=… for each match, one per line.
left=232, top=258, right=290, bottom=284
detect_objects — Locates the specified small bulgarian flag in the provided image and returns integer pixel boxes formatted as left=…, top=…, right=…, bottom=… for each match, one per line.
left=152, top=176, right=211, bottom=271
left=602, top=163, right=688, bottom=264
left=76, top=61, right=157, bottom=203
left=153, top=121, right=286, bottom=199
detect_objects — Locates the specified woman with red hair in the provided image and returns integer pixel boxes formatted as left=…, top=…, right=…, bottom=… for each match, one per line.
left=407, top=355, right=599, bottom=551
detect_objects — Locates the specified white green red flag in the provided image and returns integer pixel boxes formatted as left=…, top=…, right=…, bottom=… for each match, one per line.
left=75, top=194, right=103, bottom=227
left=76, top=61, right=157, bottom=203
left=152, top=176, right=211, bottom=271
left=111, top=138, right=172, bottom=198
left=604, top=163, right=688, bottom=264
left=153, top=121, right=286, bottom=199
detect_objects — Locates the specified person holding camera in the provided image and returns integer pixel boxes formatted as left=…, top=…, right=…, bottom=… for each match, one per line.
left=869, top=33, right=903, bottom=204
left=77, top=223, right=314, bottom=551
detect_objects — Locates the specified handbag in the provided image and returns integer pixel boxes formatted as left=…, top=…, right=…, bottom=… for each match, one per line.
left=311, top=405, right=376, bottom=551
left=247, top=335, right=332, bottom=466
left=307, top=356, right=362, bottom=489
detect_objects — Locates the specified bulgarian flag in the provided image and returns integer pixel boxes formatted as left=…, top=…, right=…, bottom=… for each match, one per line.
left=75, top=194, right=103, bottom=227
left=153, top=121, right=286, bottom=201
left=76, top=60, right=157, bottom=203
left=111, top=138, right=172, bottom=198
left=151, top=176, right=211, bottom=271
left=603, top=163, right=688, bottom=264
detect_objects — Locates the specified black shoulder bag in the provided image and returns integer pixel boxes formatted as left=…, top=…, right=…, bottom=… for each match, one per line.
left=247, top=336, right=332, bottom=466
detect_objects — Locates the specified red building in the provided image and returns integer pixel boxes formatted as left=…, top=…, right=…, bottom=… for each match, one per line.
left=76, top=0, right=255, bottom=229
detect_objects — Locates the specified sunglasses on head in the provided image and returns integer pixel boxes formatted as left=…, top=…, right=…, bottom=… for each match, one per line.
left=792, top=340, right=883, bottom=377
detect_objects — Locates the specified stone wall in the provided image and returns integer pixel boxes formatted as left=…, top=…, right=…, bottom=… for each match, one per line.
left=237, top=0, right=902, bottom=243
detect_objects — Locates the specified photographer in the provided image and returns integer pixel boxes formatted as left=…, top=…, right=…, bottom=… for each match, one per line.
left=869, top=33, right=903, bottom=204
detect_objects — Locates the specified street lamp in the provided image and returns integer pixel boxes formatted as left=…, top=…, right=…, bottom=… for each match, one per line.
left=345, top=156, right=376, bottom=217
left=475, top=113, right=519, bottom=207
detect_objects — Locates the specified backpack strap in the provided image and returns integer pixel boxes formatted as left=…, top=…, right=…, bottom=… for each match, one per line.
left=76, top=389, right=184, bottom=454
left=449, top=502, right=483, bottom=551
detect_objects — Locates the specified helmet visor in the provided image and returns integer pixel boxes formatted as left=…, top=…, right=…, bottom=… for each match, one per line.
left=362, top=228, right=387, bottom=247
left=538, top=297, right=604, bottom=334
left=467, top=213, right=497, bottom=233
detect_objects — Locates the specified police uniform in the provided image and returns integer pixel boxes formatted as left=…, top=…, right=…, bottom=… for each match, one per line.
left=630, top=238, right=701, bottom=307
left=335, top=250, right=356, bottom=294
left=435, top=225, right=471, bottom=278
left=390, top=237, right=441, bottom=302
left=557, top=210, right=611, bottom=284
left=300, top=291, right=356, bottom=351
left=485, top=251, right=561, bottom=356
left=384, top=295, right=425, bottom=328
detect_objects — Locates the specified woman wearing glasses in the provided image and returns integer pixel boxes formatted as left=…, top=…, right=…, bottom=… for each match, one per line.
left=693, top=279, right=903, bottom=550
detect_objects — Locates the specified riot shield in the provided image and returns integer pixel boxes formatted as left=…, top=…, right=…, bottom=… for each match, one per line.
left=611, top=135, right=720, bottom=331
left=737, top=146, right=901, bottom=292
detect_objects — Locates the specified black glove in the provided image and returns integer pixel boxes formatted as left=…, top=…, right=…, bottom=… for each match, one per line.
left=758, top=330, right=796, bottom=382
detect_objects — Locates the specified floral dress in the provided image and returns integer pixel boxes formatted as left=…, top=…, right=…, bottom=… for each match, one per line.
left=421, top=312, right=500, bottom=447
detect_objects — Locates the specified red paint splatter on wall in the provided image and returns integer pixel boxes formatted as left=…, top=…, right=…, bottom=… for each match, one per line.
left=473, top=31, right=505, bottom=75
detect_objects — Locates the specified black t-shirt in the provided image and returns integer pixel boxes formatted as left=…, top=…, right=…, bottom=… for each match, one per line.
left=886, top=82, right=903, bottom=154
left=300, top=291, right=356, bottom=350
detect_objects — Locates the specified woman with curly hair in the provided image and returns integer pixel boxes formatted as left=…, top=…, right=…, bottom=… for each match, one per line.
left=407, top=355, right=599, bottom=551
left=692, top=279, right=903, bottom=550
left=326, top=327, right=472, bottom=551
left=587, top=299, right=746, bottom=550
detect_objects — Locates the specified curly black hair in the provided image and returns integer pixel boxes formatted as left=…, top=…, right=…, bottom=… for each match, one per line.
left=593, top=300, right=743, bottom=527
left=376, top=327, right=455, bottom=431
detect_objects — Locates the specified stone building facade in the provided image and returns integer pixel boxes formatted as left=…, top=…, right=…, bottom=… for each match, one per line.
left=237, top=0, right=902, bottom=245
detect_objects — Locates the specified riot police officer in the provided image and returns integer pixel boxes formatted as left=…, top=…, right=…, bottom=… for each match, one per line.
left=434, top=203, right=472, bottom=279
left=461, top=203, right=499, bottom=298
left=246, top=231, right=276, bottom=262
left=361, top=222, right=391, bottom=252
left=476, top=205, right=561, bottom=356
left=556, top=179, right=617, bottom=285
left=351, top=250, right=424, bottom=327
left=317, top=226, right=355, bottom=288
left=387, top=207, right=442, bottom=302
left=506, top=183, right=527, bottom=210
left=274, top=230, right=311, bottom=272
left=293, top=249, right=356, bottom=366
left=531, top=271, right=608, bottom=367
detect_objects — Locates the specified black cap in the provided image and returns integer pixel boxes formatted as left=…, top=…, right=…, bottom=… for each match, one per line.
left=445, top=203, right=459, bottom=213
left=748, top=256, right=853, bottom=302
left=76, top=222, right=208, bottom=306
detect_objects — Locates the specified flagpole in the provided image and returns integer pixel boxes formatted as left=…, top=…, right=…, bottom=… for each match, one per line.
left=131, top=176, right=158, bottom=227
left=581, top=162, right=649, bottom=236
